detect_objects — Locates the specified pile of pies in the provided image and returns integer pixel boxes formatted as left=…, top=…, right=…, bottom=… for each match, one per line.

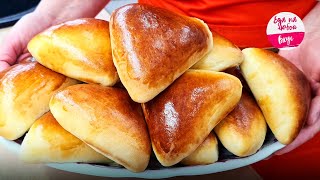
left=0, top=4, right=310, bottom=172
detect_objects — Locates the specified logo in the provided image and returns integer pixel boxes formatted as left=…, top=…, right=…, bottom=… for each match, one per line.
left=266, top=12, right=305, bottom=49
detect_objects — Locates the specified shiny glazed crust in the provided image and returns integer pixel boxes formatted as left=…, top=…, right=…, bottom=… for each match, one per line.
left=240, top=48, right=311, bottom=144
left=49, top=84, right=151, bottom=172
left=0, top=62, right=78, bottom=140
left=142, top=70, right=242, bottom=166
left=28, top=18, right=118, bottom=86
left=20, top=112, right=111, bottom=163
left=181, top=133, right=218, bottom=165
left=215, top=90, right=267, bottom=157
left=110, top=4, right=213, bottom=103
left=192, top=31, right=244, bottom=71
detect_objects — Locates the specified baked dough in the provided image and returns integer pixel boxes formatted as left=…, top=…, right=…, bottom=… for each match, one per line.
left=21, top=112, right=112, bottom=164
left=28, top=18, right=118, bottom=86
left=0, top=62, right=78, bottom=140
left=240, top=48, right=311, bottom=144
left=181, top=133, right=218, bottom=165
left=192, top=31, right=243, bottom=71
left=50, top=84, right=151, bottom=172
left=110, top=4, right=213, bottom=103
left=142, top=70, right=242, bottom=166
left=215, top=90, right=267, bottom=157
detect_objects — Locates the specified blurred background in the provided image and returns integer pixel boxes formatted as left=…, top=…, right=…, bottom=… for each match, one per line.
left=0, top=0, right=138, bottom=28
left=0, top=0, right=40, bottom=27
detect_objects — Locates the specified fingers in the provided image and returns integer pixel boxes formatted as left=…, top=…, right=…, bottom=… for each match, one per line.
left=307, top=96, right=320, bottom=126
left=275, top=119, right=320, bottom=155
left=17, top=53, right=32, bottom=63
left=0, top=61, right=10, bottom=72
left=0, top=46, right=18, bottom=66
left=0, top=51, right=31, bottom=72
left=0, top=34, right=32, bottom=71
left=0, top=32, right=23, bottom=66
left=0, top=13, right=38, bottom=69
left=0, top=48, right=31, bottom=72
left=276, top=95, right=320, bottom=155
left=0, top=35, right=23, bottom=71
left=278, top=49, right=302, bottom=70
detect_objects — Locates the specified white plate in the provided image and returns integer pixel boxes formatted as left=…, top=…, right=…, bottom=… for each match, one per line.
left=0, top=131, right=285, bottom=179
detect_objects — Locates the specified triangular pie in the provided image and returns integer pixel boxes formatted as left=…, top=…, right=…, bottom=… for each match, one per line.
left=28, top=18, right=118, bottom=86
left=142, top=70, right=242, bottom=166
left=110, top=4, right=213, bottom=103
left=215, top=90, right=267, bottom=157
left=0, top=62, right=78, bottom=140
left=21, top=112, right=112, bottom=164
left=181, top=132, right=218, bottom=165
left=49, top=84, right=151, bottom=172
left=240, top=48, right=311, bottom=144
left=192, top=31, right=244, bottom=71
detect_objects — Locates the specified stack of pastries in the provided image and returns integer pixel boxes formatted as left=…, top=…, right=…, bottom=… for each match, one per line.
left=0, top=4, right=310, bottom=172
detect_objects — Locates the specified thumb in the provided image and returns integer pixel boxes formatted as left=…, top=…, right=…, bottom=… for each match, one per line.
left=307, top=96, right=320, bottom=125
left=0, top=38, right=21, bottom=69
left=0, top=61, right=10, bottom=72
left=275, top=119, right=320, bottom=155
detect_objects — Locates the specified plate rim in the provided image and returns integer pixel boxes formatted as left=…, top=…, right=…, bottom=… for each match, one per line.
left=0, top=136, right=285, bottom=179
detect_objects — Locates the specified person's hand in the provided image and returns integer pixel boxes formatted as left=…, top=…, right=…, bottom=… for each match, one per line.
left=0, top=0, right=110, bottom=72
left=0, top=12, right=51, bottom=71
left=276, top=32, right=320, bottom=155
